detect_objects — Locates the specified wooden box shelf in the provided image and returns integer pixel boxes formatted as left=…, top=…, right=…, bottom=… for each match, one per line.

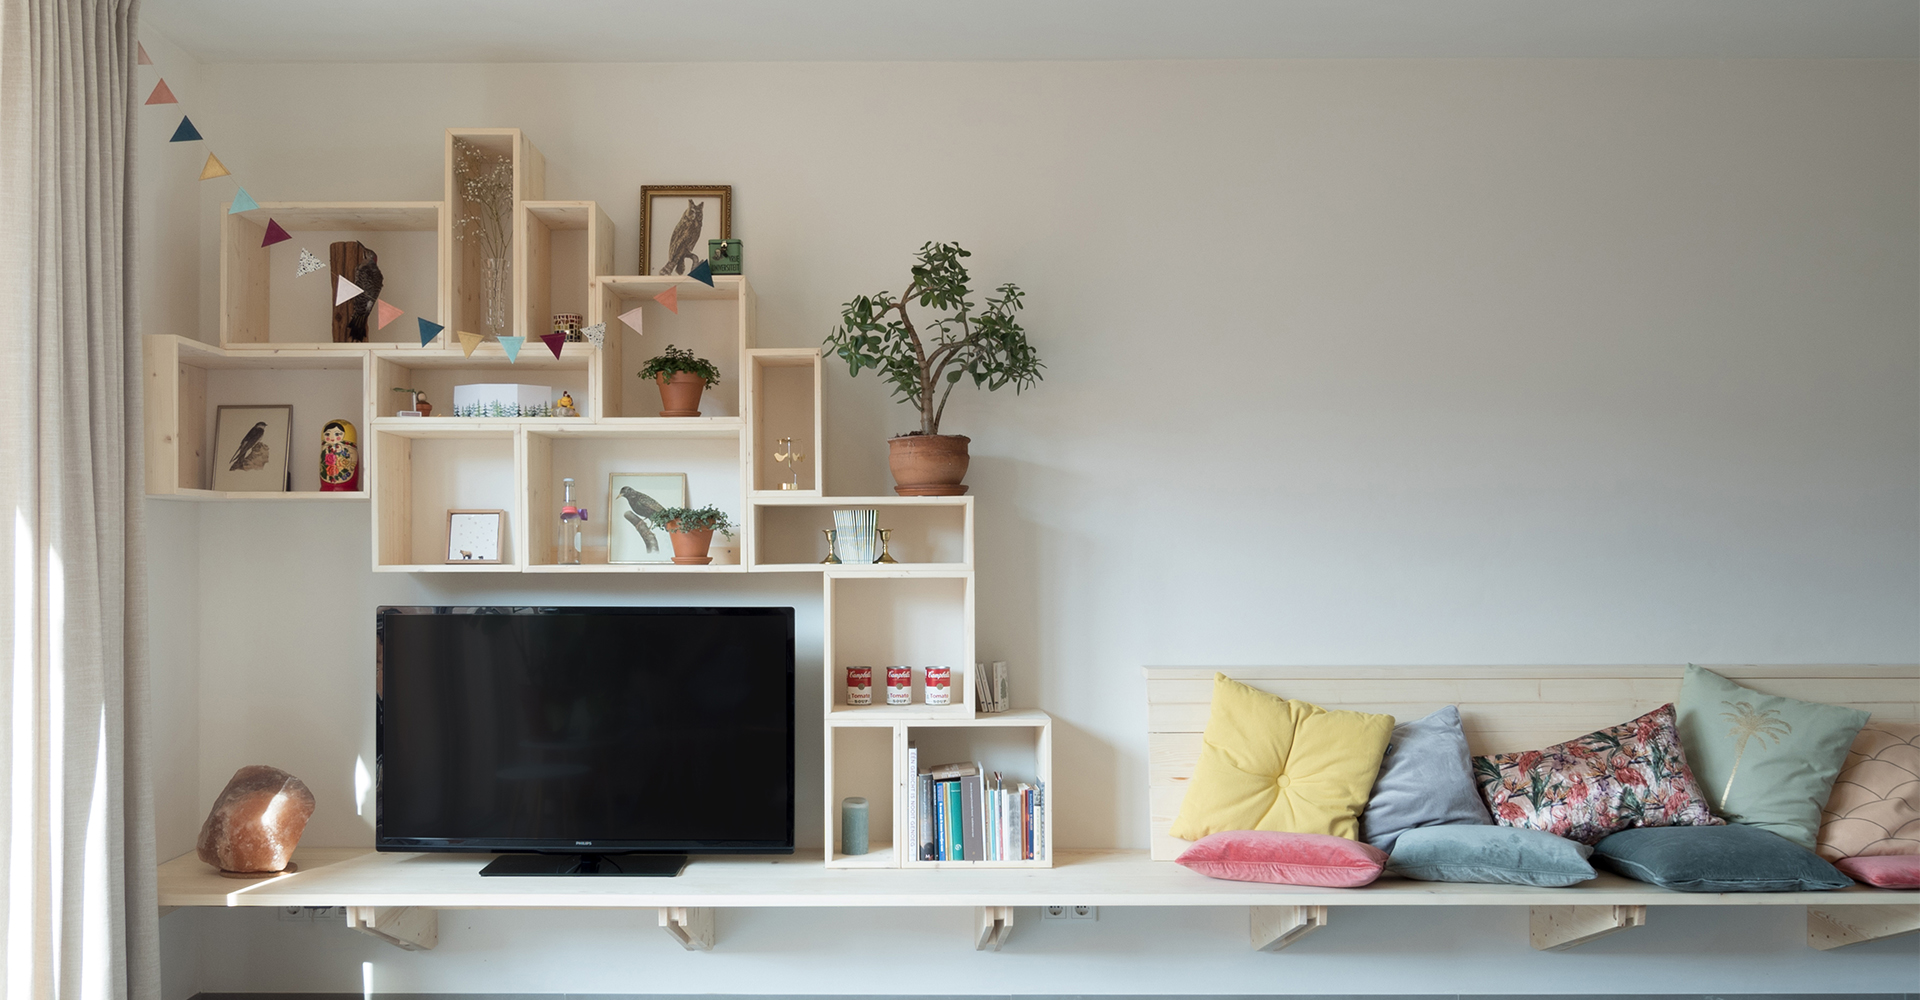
left=521, top=423, right=745, bottom=570
left=516, top=201, right=613, bottom=343
left=826, top=724, right=900, bottom=869
left=750, top=496, right=971, bottom=571
left=222, top=202, right=445, bottom=349
left=746, top=349, right=822, bottom=494
left=445, top=128, right=545, bottom=342
left=370, top=423, right=520, bottom=571
left=591, top=275, right=754, bottom=419
left=903, top=712, right=1054, bottom=869
left=824, top=572, right=976, bottom=721
left=371, top=347, right=595, bottom=420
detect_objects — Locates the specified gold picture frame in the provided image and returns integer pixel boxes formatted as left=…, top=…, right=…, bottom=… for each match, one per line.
left=640, top=185, right=731, bottom=277
left=446, top=509, right=505, bottom=564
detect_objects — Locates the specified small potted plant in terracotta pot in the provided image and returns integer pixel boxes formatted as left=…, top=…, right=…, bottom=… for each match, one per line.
left=646, top=504, right=735, bottom=565
left=638, top=345, right=721, bottom=417
left=825, top=242, right=1043, bottom=495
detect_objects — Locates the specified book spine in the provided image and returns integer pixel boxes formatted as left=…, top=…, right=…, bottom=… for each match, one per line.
left=932, top=780, right=946, bottom=861
left=989, top=787, right=1000, bottom=862
left=919, top=774, right=935, bottom=861
left=945, top=781, right=962, bottom=860
left=960, top=774, right=984, bottom=863
left=906, top=744, right=918, bottom=860
left=1034, top=781, right=1045, bottom=861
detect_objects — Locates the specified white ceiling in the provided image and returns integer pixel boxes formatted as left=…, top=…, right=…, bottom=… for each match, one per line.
left=142, top=0, right=1918, bottom=63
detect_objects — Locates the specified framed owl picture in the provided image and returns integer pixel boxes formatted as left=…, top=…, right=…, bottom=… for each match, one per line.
left=640, top=185, right=731, bottom=277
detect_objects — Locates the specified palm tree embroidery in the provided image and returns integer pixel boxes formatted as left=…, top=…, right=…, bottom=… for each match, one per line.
left=1719, top=700, right=1792, bottom=804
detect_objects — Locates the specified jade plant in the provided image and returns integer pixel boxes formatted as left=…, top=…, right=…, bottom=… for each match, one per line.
left=638, top=345, right=721, bottom=387
left=646, top=505, right=735, bottom=536
left=825, top=242, right=1043, bottom=437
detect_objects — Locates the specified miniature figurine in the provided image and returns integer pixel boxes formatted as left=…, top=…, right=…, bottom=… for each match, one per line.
left=319, top=419, right=359, bottom=491
left=555, top=390, right=579, bottom=417
left=392, top=387, right=432, bottom=417
left=774, top=435, right=805, bottom=490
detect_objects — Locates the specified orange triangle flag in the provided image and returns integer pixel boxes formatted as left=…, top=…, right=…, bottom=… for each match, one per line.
left=376, top=299, right=404, bottom=330
left=458, top=331, right=483, bottom=358
left=653, top=285, right=679, bottom=314
left=137, top=42, right=152, bottom=65
left=145, top=79, right=177, bottom=105
left=199, top=153, right=230, bottom=180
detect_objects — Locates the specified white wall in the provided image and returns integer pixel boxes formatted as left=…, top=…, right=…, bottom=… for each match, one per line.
left=138, top=51, right=1919, bottom=995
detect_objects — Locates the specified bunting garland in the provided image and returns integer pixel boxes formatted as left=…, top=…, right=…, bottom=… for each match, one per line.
left=417, top=318, right=445, bottom=347
left=541, top=333, right=566, bottom=359
left=498, top=336, right=526, bottom=363
left=228, top=187, right=259, bottom=214
left=294, top=247, right=324, bottom=276
left=199, top=153, right=230, bottom=180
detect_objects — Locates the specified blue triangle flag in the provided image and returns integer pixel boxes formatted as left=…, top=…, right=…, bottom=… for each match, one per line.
left=169, top=117, right=202, bottom=142
left=498, top=336, right=525, bottom=363
left=416, top=318, right=444, bottom=347
left=228, top=187, right=259, bottom=214
left=688, top=258, right=714, bottom=287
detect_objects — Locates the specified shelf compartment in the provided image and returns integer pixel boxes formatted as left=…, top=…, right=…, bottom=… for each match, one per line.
left=904, top=714, right=1053, bottom=869
left=521, top=425, right=745, bottom=569
left=746, top=349, right=822, bottom=494
left=751, top=496, right=971, bottom=571
left=825, top=724, right=901, bottom=868
left=444, top=128, right=546, bottom=344
left=372, top=348, right=594, bottom=420
left=516, top=201, right=613, bottom=343
left=144, top=335, right=369, bottom=496
left=222, top=202, right=444, bottom=349
left=591, top=275, right=754, bottom=420
left=824, top=573, right=974, bottom=721
left=371, top=424, right=520, bottom=571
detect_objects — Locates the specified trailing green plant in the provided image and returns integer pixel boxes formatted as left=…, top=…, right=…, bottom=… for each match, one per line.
left=646, top=504, right=735, bottom=536
left=638, top=345, right=722, bottom=387
left=826, top=242, right=1043, bottom=437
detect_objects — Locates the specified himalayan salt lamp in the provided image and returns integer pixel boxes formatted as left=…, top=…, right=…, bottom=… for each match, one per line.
left=196, top=765, right=315, bottom=876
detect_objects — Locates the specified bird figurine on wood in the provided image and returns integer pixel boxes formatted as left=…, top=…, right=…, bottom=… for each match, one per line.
left=658, top=200, right=704, bottom=276
left=616, top=485, right=666, bottom=552
left=346, top=246, right=383, bottom=342
left=227, top=421, right=268, bottom=471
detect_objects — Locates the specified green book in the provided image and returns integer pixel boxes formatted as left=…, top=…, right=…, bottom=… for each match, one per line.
left=944, top=780, right=963, bottom=860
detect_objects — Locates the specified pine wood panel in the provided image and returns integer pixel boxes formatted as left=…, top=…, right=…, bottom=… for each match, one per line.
left=1145, top=665, right=1920, bottom=860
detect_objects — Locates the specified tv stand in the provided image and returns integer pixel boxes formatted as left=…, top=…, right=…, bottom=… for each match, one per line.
left=479, top=853, right=688, bottom=877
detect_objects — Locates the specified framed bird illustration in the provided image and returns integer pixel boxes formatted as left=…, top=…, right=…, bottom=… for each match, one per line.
left=606, top=472, right=688, bottom=563
left=210, top=404, right=292, bottom=492
left=639, top=185, right=730, bottom=277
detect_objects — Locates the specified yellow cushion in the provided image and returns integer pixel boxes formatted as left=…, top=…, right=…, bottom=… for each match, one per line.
left=1170, top=674, right=1395, bottom=842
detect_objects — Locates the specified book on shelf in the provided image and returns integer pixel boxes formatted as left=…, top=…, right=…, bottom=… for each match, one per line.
left=960, top=774, right=985, bottom=862
left=906, top=742, right=918, bottom=859
left=917, top=770, right=935, bottom=861
left=927, top=760, right=979, bottom=780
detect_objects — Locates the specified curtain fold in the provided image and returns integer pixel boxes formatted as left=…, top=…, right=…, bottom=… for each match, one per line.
left=0, top=0, right=158, bottom=997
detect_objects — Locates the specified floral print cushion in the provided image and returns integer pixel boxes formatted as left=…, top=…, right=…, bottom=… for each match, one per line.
left=1473, top=705, right=1723, bottom=846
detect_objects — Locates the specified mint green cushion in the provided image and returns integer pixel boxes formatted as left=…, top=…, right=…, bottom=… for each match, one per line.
left=1676, top=665, right=1868, bottom=849
left=1594, top=824, right=1852, bottom=892
left=1386, top=826, right=1595, bottom=887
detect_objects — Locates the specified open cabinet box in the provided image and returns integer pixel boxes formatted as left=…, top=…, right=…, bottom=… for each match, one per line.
left=222, top=203, right=444, bottom=349
left=370, top=423, right=521, bottom=571
left=521, top=424, right=745, bottom=572
left=591, top=276, right=754, bottom=420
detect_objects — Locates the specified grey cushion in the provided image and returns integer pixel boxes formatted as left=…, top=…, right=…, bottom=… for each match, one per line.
left=1593, top=824, right=1853, bottom=892
left=1360, top=706, right=1492, bottom=852
left=1387, top=825, right=1596, bottom=887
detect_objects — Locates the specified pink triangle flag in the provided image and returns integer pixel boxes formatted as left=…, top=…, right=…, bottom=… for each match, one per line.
left=137, top=42, right=152, bottom=66
left=145, top=79, right=177, bottom=105
left=376, top=299, right=404, bottom=330
left=652, top=285, right=679, bottom=314
left=541, top=333, right=566, bottom=359
left=335, top=275, right=365, bottom=306
left=618, top=305, right=646, bottom=334
left=260, top=219, right=292, bottom=247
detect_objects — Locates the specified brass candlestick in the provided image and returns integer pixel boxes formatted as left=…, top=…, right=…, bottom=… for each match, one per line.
left=820, top=529, right=841, bottom=564
left=874, top=527, right=898, bottom=564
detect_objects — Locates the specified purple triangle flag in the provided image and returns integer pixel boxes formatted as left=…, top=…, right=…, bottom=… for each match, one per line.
left=260, top=219, right=292, bottom=247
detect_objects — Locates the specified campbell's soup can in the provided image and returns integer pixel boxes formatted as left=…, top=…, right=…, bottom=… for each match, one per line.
left=886, top=666, right=913, bottom=706
left=845, top=666, right=873, bottom=706
left=924, top=666, right=951, bottom=706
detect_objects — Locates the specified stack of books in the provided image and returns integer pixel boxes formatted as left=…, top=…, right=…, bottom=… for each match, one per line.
left=905, top=745, right=1045, bottom=863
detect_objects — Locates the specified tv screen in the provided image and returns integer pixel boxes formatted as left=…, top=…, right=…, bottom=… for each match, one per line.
left=377, top=606, right=794, bottom=856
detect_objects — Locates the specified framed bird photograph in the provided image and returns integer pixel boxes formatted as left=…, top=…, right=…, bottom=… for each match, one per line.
left=445, top=510, right=505, bottom=564
left=209, top=404, right=293, bottom=492
left=640, top=185, right=730, bottom=277
left=607, top=472, right=689, bottom=564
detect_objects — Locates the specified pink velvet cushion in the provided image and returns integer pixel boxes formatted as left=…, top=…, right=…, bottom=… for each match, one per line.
left=1175, top=830, right=1387, bottom=887
left=1835, top=854, right=1920, bottom=889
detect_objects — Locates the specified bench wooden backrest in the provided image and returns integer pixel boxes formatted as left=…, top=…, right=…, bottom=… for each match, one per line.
left=1144, top=664, right=1920, bottom=861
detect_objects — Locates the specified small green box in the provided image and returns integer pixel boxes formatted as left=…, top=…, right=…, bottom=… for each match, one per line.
left=707, top=238, right=742, bottom=275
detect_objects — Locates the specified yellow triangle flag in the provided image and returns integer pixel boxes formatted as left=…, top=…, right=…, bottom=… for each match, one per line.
left=199, top=153, right=230, bottom=180
left=458, top=331, right=483, bottom=358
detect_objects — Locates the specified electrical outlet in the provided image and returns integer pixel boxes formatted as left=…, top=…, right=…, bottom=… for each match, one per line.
left=275, top=906, right=306, bottom=922
left=1042, top=905, right=1068, bottom=919
left=306, top=906, right=339, bottom=921
left=1070, top=905, right=1098, bottom=920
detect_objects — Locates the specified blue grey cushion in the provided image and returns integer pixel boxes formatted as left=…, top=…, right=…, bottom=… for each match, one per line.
left=1387, top=825, right=1596, bottom=887
left=1360, top=706, right=1492, bottom=852
left=1593, top=824, right=1853, bottom=892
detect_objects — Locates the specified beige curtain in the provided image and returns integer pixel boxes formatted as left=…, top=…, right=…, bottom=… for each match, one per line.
left=0, top=0, right=158, bottom=998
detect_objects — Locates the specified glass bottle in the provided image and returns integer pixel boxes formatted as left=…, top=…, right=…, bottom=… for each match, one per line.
left=558, top=477, right=583, bottom=565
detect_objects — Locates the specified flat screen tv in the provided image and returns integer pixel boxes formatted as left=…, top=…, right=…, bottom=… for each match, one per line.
left=377, top=606, right=794, bottom=876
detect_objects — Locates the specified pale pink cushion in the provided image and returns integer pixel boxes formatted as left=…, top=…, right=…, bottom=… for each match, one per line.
left=1175, top=830, right=1387, bottom=887
left=1835, top=854, right=1920, bottom=889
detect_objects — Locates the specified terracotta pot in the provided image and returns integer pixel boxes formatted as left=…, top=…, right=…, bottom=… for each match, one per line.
left=667, top=525, right=714, bottom=565
left=656, top=373, right=706, bottom=417
left=886, top=434, right=971, bottom=496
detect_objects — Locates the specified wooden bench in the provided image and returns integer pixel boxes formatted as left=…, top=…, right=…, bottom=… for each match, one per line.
left=1146, top=664, right=1920, bottom=952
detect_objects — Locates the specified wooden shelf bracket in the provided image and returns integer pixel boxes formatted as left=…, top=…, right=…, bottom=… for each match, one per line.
left=1529, top=904, right=1645, bottom=951
left=1250, top=905, right=1327, bottom=952
left=345, top=906, right=438, bottom=951
left=658, top=906, right=715, bottom=951
left=974, top=905, right=1014, bottom=951
left=1807, top=904, right=1920, bottom=950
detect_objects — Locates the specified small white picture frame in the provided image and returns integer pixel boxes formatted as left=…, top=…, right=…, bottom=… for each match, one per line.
left=446, top=509, right=505, bottom=564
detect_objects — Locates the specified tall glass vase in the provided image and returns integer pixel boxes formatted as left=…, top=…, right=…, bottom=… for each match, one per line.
left=483, top=256, right=511, bottom=338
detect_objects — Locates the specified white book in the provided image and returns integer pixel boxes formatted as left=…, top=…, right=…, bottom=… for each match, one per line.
left=906, top=743, right=918, bottom=859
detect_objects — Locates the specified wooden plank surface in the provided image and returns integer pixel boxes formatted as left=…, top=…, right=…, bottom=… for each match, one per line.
left=157, top=848, right=1914, bottom=910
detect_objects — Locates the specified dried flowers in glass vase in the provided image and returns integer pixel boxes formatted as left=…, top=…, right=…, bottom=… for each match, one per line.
left=452, top=138, right=514, bottom=340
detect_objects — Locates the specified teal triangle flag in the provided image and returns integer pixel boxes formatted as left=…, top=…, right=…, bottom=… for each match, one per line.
left=417, top=318, right=444, bottom=347
left=228, top=187, right=259, bottom=214
left=169, top=117, right=202, bottom=142
left=498, top=336, right=525, bottom=363
left=688, top=258, right=714, bottom=287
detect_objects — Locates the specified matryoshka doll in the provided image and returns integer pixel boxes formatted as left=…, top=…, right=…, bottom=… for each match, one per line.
left=319, top=418, right=360, bottom=491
